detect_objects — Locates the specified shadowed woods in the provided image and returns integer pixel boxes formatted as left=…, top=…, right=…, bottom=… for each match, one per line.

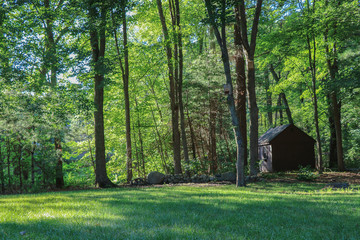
left=0, top=186, right=359, bottom=240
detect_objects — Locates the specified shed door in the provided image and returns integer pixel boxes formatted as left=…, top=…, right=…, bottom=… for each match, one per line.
left=259, top=145, right=272, bottom=172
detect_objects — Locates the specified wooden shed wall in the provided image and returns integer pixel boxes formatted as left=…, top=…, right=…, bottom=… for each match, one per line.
left=259, top=124, right=315, bottom=172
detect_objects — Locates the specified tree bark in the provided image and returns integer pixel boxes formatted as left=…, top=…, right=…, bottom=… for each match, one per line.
left=0, top=137, right=4, bottom=193
left=156, top=0, right=182, bottom=174
left=205, top=0, right=245, bottom=186
left=89, top=0, right=115, bottom=188
left=236, top=0, right=263, bottom=176
left=6, top=137, right=11, bottom=187
left=234, top=21, right=248, bottom=166
left=113, top=3, right=132, bottom=183
left=264, top=70, right=273, bottom=127
left=208, top=98, right=217, bottom=174
left=55, top=138, right=64, bottom=188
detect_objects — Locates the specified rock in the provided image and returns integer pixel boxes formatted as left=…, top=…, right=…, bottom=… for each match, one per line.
left=246, top=175, right=261, bottom=183
left=325, top=182, right=350, bottom=189
left=221, top=171, right=236, bottom=182
left=147, top=171, right=165, bottom=184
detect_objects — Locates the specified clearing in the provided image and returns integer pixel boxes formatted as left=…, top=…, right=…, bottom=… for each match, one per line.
left=0, top=180, right=359, bottom=240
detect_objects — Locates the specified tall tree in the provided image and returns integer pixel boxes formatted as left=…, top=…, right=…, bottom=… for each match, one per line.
left=156, top=0, right=182, bottom=174
left=204, top=0, right=246, bottom=186
left=113, top=0, right=132, bottom=182
left=88, top=0, right=115, bottom=187
left=235, top=0, right=263, bottom=176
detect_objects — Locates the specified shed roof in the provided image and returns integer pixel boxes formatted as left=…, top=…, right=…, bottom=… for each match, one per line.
left=258, top=124, right=292, bottom=145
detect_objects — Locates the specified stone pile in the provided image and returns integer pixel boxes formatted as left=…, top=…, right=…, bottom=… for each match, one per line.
left=130, top=171, right=257, bottom=186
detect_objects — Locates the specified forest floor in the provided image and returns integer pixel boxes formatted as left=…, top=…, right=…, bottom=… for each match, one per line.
left=260, top=171, right=360, bottom=184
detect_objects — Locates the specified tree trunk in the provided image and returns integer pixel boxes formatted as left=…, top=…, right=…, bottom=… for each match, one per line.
left=327, top=95, right=337, bottom=168
left=89, top=0, right=115, bottom=188
left=331, top=92, right=344, bottom=171
left=6, top=137, right=11, bottom=187
left=208, top=98, right=217, bottom=174
left=0, top=138, right=4, bottom=193
left=235, top=0, right=263, bottom=176
left=44, top=0, right=64, bottom=188
left=205, top=0, right=246, bottom=186
left=31, top=143, right=35, bottom=185
left=156, top=0, right=182, bottom=174
left=246, top=54, right=259, bottom=176
left=264, top=70, right=273, bottom=127
left=113, top=4, right=133, bottom=183
left=234, top=22, right=248, bottom=166
left=54, top=138, right=64, bottom=188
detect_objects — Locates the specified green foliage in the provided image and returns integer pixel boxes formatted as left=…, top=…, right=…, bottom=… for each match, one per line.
left=297, top=166, right=319, bottom=182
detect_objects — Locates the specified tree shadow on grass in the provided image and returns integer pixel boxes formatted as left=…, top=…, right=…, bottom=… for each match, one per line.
left=0, top=187, right=359, bottom=240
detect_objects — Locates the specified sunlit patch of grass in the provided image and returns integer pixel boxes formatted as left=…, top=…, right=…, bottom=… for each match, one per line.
left=0, top=184, right=359, bottom=239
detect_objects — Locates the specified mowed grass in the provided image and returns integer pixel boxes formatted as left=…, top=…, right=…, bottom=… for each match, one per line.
left=0, top=183, right=359, bottom=240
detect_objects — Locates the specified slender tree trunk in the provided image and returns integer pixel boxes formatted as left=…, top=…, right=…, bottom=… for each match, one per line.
left=276, top=95, right=283, bottom=125
left=246, top=54, right=259, bottom=176
left=89, top=0, right=114, bottom=188
left=44, top=0, right=64, bottom=188
left=307, top=34, right=323, bottom=172
left=156, top=0, right=182, bottom=174
left=17, top=140, right=22, bottom=191
left=328, top=95, right=337, bottom=168
left=330, top=92, right=344, bottom=171
left=31, top=143, right=35, bottom=185
left=124, top=16, right=132, bottom=183
left=0, top=138, right=4, bottom=193
left=208, top=98, right=217, bottom=174
left=264, top=70, right=273, bottom=127
left=54, top=138, right=64, bottom=188
left=6, top=137, right=11, bottom=187
left=185, top=98, right=197, bottom=161
left=324, top=18, right=345, bottom=171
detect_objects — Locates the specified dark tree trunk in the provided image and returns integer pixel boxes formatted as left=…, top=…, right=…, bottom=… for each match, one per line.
left=264, top=70, right=273, bottom=127
left=54, top=138, right=64, bottom=188
left=324, top=17, right=345, bottom=171
left=0, top=138, right=4, bottom=193
left=208, top=98, right=217, bottom=174
left=246, top=54, right=259, bottom=176
left=176, top=0, right=190, bottom=172
left=236, top=0, right=263, bottom=176
left=31, top=142, right=35, bottom=185
left=89, top=0, right=115, bottom=188
left=17, top=140, right=22, bottom=191
left=6, top=137, right=11, bottom=187
left=306, top=34, right=323, bottom=172
left=156, top=0, right=182, bottom=174
left=234, top=22, right=248, bottom=166
left=328, top=95, right=337, bottom=168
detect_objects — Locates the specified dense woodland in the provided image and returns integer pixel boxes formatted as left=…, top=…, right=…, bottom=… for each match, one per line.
left=0, top=0, right=359, bottom=192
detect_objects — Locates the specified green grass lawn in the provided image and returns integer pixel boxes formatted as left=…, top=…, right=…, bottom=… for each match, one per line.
left=0, top=183, right=359, bottom=240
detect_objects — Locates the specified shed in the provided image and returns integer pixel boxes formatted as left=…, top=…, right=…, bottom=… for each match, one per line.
left=259, top=124, right=315, bottom=172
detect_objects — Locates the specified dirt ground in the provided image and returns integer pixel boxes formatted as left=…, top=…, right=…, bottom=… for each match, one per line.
left=262, top=171, right=360, bottom=184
